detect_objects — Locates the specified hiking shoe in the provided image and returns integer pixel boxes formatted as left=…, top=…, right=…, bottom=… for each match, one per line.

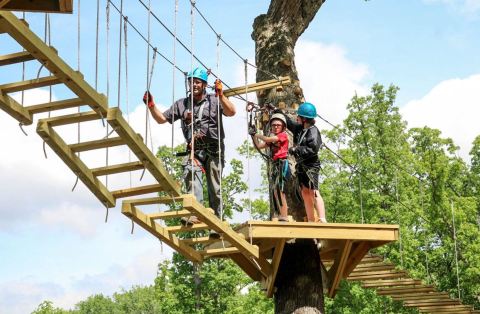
left=209, top=229, right=221, bottom=239
left=180, top=216, right=200, bottom=226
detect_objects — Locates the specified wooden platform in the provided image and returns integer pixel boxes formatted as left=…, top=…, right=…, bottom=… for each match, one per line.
left=0, top=0, right=73, bottom=13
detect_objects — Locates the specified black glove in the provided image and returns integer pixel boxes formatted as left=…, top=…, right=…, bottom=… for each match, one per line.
left=288, top=147, right=297, bottom=156
left=248, top=125, right=257, bottom=136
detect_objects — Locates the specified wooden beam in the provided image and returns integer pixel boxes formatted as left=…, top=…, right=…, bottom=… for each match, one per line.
left=328, top=240, right=352, bottom=297
left=390, top=292, right=450, bottom=301
left=165, top=223, right=210, bottom=233
left=180, top=236, right=218, bottom=245
left=37, top=120, right=115, bottom=207
left=111, top=184, right=163, bottom=199
left=348, top=271, right=408, bottom=281
left=122, top=195, right=187, bottom=206
left=40, top=110, right=102, bottom=127
left=0, top=12, right=107, bottom=115
left=0, top=91, right=32, bottom=124
left=0, top=0, right=12, bottom=9
left=0, top=76, right=61, bottom=93
left=355, top=262, right=395, bottom=271
left=362, top=279, right=422, bottom=288
left=228, top=253, right=263, bottom=282
left=199, top=247, right=240, bottom=257
left=107, top=108, right=181, bottom=196
left=0, top=51, right=34, bottom=66
left=223, top=76, right=291, bottom=98
left=266, top=239, right=285, bottom=298
left=147, top=210, right=192, bottom=220
left=404, top=299, right=461, bottom=307
left=237, top=221, right=399, bottom=242
left=69, top=136, right=125, bottom=153
left=91, top=161, right=144, bottom=176
left=26, top=98, right=84, bottom=114
left=122, top=203, right=202, bottom=262
left=417, top=305, right=473, bottom=311
left=377, top=286, right=435, bottom=295
left=183, top=195, right=260, bottom=259
left=343, top=241, right=370, bottom=278
left=0, top=0, right=73, bottom=13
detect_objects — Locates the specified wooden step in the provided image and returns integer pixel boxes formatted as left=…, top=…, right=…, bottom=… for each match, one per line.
left=166, top=223, right=210, bottom=233
left=69, top=136, right=125, bottom=153
left=0, top=51, right=34, bottom=66
left=0, top=75, right=61, bottom=93
left=147, top=210, right=192, bottom=220
left=26, top=98, right=84, bottom=114
left=376, top=286, right=435, bottom=295
left=181, top=236, right=219, bottom=245
left=362, top=279, right=422, bottom=288
left=90, top=161, right=144, bottom=176
left=39, top=110, right=102, bottom=127
left=199, top=247, right=240, bottom=257
left=111, top=184, right=163, bottom=199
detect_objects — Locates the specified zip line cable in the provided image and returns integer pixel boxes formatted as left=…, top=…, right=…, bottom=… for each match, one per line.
left=188, top=0, right=279, bottom=81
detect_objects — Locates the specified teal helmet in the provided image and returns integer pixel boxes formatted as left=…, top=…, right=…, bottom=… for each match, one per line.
left=187, top=67, right=208, bottom=82
left=297, top=102, right=317, bottom=119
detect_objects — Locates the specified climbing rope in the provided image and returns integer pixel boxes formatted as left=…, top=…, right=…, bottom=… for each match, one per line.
left=450, top=200, right=461, bottom=299
left=395, top=173, right=404, bottom=268
left=105, top=0, right=111, bottom=191
left=189, top=0, right=196, bottom=198
left=171, top=0, right=179, bottom=156
left=124, top=16, right=132, bottom=188
left=116, top=0, right=124, bottom=109
left=357, top=148, right=364, bottom=224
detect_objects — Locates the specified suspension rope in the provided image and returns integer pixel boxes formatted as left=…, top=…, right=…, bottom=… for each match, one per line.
left=145, top=0, right=151, bottom=148
left=105, top=0, right=111, bottom=190
left=450, top=200, right=461, bottom=299
left=216, top=34, right=223, bottom=221
left=189, top=0, right=278, bottom=81
left=95, top=0, right=100, bottom=90
left=124, top=16, right=132, bottom=187
left=171, top=0, right=179, bottom=155
left=73, top=2, right=81, bottom=192
left=419, top=181, right=431, bottom=283
left=189, top=0, right=195, bottom=198
left=357, top=148, right=364, bottom=224
left=395, top=173, right=404, bottom=268
left=116, top=0, right=124, bottom=109
left=245, top=59, right=253, bottom=244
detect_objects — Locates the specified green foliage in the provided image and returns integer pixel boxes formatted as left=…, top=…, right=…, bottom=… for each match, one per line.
left=32, top=301, right=69, bottom=314
left=34, top=83, right=480, bottom=312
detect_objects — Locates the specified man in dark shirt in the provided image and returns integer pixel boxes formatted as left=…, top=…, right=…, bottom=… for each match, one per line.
left=143, top=67, right=236, bottom=232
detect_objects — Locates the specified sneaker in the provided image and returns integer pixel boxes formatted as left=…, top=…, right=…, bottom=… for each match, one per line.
left=180, top=216, right=200, bottom=226
left=278, top=216, right=289, bottom=222
left=209, top=229, right=221, bottom=239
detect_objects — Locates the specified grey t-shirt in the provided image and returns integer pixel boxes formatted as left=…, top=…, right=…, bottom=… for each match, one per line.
left=163, top=94, right=225, bottom=143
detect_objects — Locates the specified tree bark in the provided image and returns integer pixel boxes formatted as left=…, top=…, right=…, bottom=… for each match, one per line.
left=252, top=1, right=326, bottom=313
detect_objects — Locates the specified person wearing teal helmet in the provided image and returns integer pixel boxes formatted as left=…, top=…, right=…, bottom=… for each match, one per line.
left=280, top=102, right=327, bottom=223
left=143, top=66, right=236, bottom=237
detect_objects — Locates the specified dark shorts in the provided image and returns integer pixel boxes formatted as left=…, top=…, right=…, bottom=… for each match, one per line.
left=297, top=165, right=320, bottom=190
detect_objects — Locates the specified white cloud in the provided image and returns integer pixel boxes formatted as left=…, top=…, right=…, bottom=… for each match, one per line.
left=401, top=74, right=480, bottom=160
left=0, top=249, right=170, bottom=314
left=295, top=40, right=370, bottom=126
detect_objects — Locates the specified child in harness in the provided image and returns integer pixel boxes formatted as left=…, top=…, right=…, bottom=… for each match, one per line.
left=250, top=113, right=290, bottom=222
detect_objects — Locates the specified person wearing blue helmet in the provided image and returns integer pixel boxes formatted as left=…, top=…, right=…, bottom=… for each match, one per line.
left=281, top=102, right=327, bottom=223
left=143, top=66, right=236, bottom=237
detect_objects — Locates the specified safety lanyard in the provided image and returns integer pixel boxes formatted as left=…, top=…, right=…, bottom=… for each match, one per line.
left=298, top=125, right=314, bottom=146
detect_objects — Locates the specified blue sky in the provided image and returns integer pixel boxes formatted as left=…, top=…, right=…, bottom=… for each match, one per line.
left=1, top=1, right=479, bottom=313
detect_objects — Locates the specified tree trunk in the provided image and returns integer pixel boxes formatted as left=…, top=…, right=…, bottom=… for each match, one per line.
left=252, top=1, right=326, bottom=313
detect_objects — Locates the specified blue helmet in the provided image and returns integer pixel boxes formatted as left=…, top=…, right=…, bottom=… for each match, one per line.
left=297, top=102, right=317, bottom=119
left=187, top=67, right=208, bottom=82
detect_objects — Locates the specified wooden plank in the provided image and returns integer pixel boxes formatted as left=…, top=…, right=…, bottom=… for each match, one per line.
left=0, top=12, right=107, bottom=115
left=0, top=0, right=12, bottom=9
left=223, top=76, right=291, bottom=98
left=199, top=247, right=240, bottom=257
left=348, top=272, right=408, bottom=281
left=0, top=76, right=61, bottom=93
left=107, top=108, right=181, bottom=196
left=26, top=98, right=84, bottom=114
left=148, top=210, right=192, bottom=220
left=91, top=161, right=144, bottom=176
left=362, top=279, right=422, bottom=288
left=328, top=240, right=352, bottom=297
left=266, top=239, right=285, bottom=298
left=417, top=305, right=472, bottom=311
left=183, top=195, right=260, bottom=259
left=376, top=286, right=435, bottom=295
left=390, top=292, right=450, bottom=301
left=350, top=269, right=404, bottom=276
left=122, top=203, right=202, bottom=262
left=37, top=120, right=115, bottom=207
left=404, top=299, right=461, bottom=307
left=236, top=221, right=399, bottom=242
left=180, top=236, right=218, bottom=245
left=0, top=91, right=32, bottom=124
left=69, top=136, right=125, bottom=153
left=343, top=241, right=370, bottom=278
left=355, top=262, right=395, bottom=270
left=111, top=184, right=163, bottom=199
left=40, top=110, right=102, bottom=127
left=122, top=195, right=187, bottom=206
left=165, top=223, right=210, bottom=233
left=0, top=51, right=34, bottom=66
